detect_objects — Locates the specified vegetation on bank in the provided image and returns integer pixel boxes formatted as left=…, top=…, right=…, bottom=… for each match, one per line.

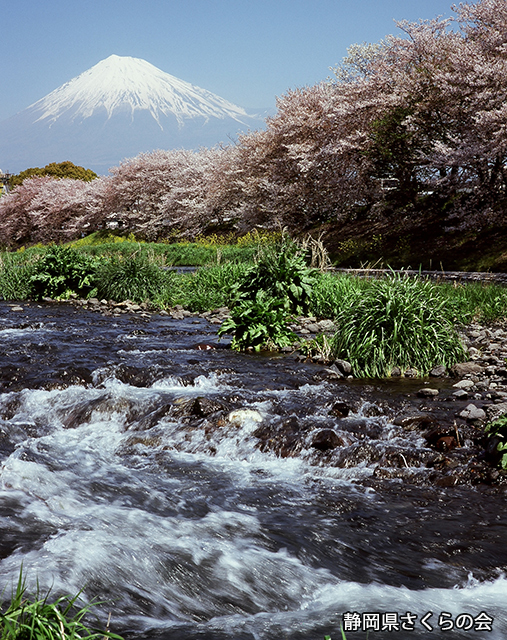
left=2, top=236, right=507, bottom=376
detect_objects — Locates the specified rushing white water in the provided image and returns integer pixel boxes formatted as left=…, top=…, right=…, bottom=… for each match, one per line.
left=1, top=304, right=506, bottom=639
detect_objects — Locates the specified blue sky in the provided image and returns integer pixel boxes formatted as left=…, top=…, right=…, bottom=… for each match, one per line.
left=2, top=0, right=456, bottom=122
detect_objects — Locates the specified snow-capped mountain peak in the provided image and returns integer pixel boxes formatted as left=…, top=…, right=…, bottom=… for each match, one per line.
left=31, top=54, right=249, bottom=127
left=0, top=55, right=265, bottom=173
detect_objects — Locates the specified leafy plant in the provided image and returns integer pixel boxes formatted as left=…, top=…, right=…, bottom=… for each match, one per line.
left=332, top=273, right=467, bottom=377
left=485, top=415, right=507, bottom=469
left=233, top=238, right=317, bottom=314
left=218, top=290, right=297, bottom=351
left=0, top=569, right=122, bottom=640
left=29, top=246, right=98, bottom=300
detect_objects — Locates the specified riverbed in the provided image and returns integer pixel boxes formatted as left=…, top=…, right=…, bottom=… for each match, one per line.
left=0, top=301, right=506, bottom=639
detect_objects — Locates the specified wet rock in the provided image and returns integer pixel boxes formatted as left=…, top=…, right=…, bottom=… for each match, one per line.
left=131, top=404, right=173, bottom=431
left=9, top=306, right=24, bottom=312
left=335, top=417, right=383, bottom=439
left=253, top=416, right=306, bottom=457
left=311, top=429, right=344, bottom=451
left=330, top=401, right=350, bottom=418
left=429, top=365, right=447, bottom=377
left=459, top=404, right=486, bottom=422
left=313, top=367, right=343, bottom=381
left=191, top=397, right=226, bottom=418
left=334, top=359, right=353, bottom=376
left=417, top=388, right=439, bottom=398
left=452, top=361, right=485, bottom=378
left=453, top=389, right=469, bottom=399
left=393, top=415, right=436, bottom=431
left=436, top=436, right=457, bottom=452
left=227, top=409, right=263, bottom=427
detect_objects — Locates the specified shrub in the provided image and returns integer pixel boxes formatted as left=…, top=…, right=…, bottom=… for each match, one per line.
left=29, top=246, right=98, bottom=300
left=332, top=274, right=467, bottom=377
left=233, top=239, right=317, bottom=314
left=218, top=290, right=297, bottom=351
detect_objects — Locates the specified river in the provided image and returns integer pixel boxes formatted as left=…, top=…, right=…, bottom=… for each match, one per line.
left=0, top=301, right=506, bottom=639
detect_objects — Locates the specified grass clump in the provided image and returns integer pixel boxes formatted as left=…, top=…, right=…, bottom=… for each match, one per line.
left=332, top=273, right=467, bottom=377
left=0, top=253, right=36, bottom=301
left=435, top=281, right=507, bottom=323
left=0, top=569, right=122, bottom=640
left=175, top=262, right=249, bottom=312
left=95, top=252, right=172, bottom=303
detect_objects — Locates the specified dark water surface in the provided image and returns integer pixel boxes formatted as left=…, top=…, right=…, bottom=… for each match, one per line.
left=0, top=301, right=506, bottom=639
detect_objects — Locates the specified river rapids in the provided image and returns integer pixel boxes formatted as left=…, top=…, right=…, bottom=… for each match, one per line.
left=0, top=301, right=506, bottom=639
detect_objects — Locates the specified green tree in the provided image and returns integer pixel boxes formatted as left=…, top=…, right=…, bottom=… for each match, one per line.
left=11, top=161, right=97, bottom=187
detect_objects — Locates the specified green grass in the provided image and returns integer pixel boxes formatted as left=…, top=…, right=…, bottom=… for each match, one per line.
left=94, top=252, right=175, bottom=303
left=0, top=252, right=36, bottom=301
left=330, top=273, right=467, bottom=377
left=70, top=234, right=258, bottom=266
left=171, top=262, right=249, bottom=312
left=0, top=569, right=122, bottom=640
left=434, top=280, right=507, bottom=323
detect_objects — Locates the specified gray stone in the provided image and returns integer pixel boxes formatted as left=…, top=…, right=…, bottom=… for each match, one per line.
left=9, top=306, right=24, bottom=312
left=453, top=379, right=475, bottom=390
left=486, top=402, right=507, bottom=422
left=459, top=404, right=486, bottom=421
left=429, top=365, right=447, bottom=377
left=417, top=388, right=439, bottom=398
left=334, top=359, right=352, bottom=375
left=453, top=389, right=469, bottom=399
left=452, top=361, right=485, bottom=377
left=317, top=319, right=336, bottom=332
left=306, top=323, right=320, bottom=333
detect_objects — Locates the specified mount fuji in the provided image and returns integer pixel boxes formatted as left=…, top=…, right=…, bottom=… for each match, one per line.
left=0, top=55, right=266, bottom=174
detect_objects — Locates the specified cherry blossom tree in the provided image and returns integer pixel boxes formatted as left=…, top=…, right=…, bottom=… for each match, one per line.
left=102, top=147, right=231, bottom=239
left=0, top=176, right=107, bottom=247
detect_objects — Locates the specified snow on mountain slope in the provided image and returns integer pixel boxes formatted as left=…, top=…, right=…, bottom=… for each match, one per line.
left=32, top=54, right=250, bottom=127
left=0, top=55, right=266, bottom=173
